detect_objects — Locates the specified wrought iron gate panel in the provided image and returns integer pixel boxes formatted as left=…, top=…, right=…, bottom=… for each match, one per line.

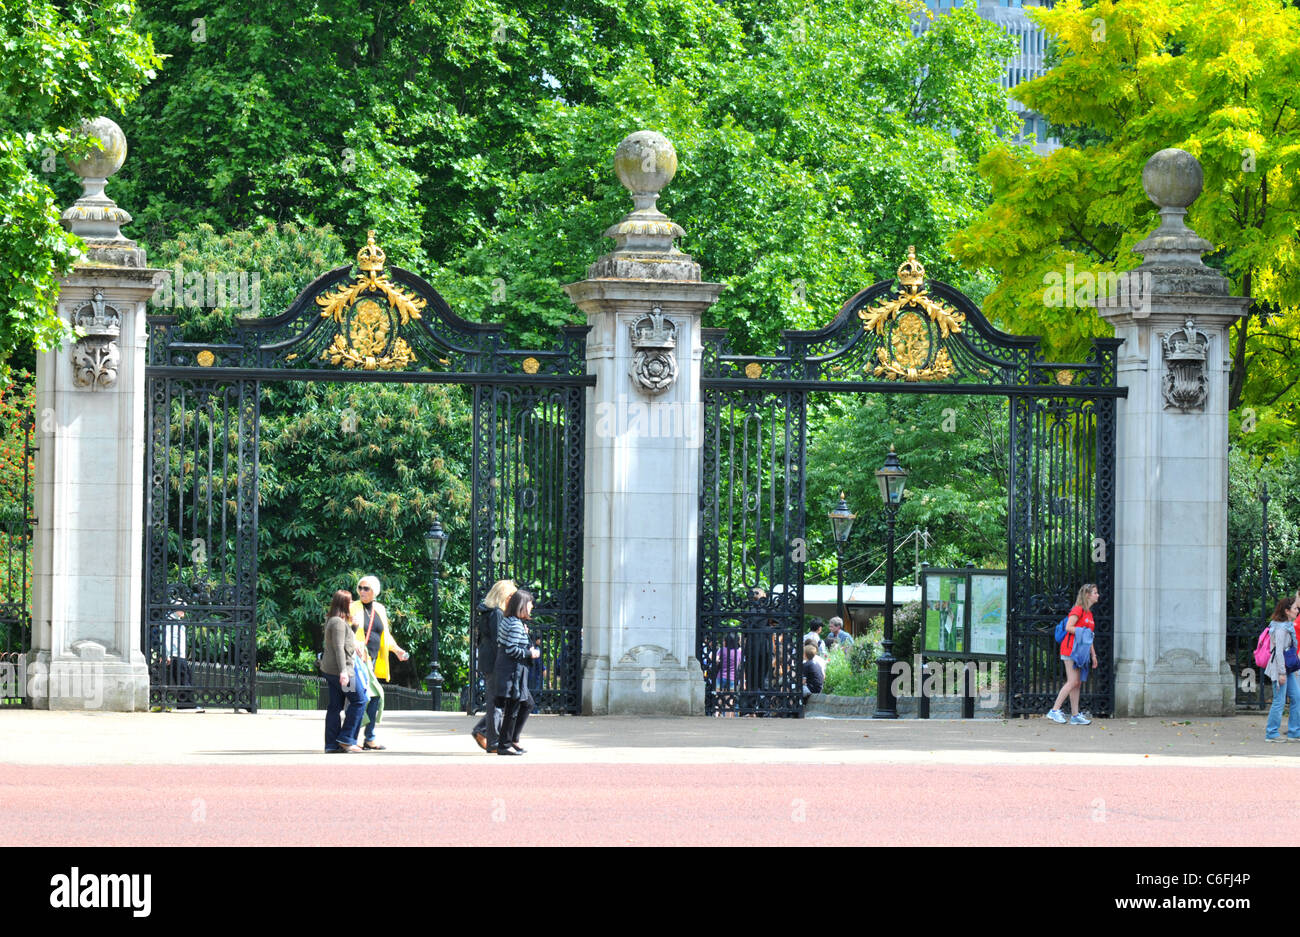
left=1226, top=481, right=1300, bottom=708
left=1006, top=394, right=1115, bottom=716
left=470, top=383, right=585, bottom=715
left=146, top=236, right=590, bottom=712
left=699, top=387, right=807, bottom=716
left=699, top=249, right=1122, bottom=717
left=1, top=407, right=34, bottom=704
left=144, top=377, right=260, bottom=711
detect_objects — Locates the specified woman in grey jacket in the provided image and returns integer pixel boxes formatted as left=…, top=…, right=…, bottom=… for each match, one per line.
left=493, top=589, right=539, bottom=755
left=1264, top=595, right=1299, bottom=742
left=322, top=589, right=367, bottom=753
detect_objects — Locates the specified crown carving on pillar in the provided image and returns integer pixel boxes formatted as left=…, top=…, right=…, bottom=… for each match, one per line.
left=70, top=289, right=123, bottom=390
left=630, top=306, right=677, bottom=349
left=1161, top=316, right=1210, bottom=412
left=629, top=305, right=680, bottom=395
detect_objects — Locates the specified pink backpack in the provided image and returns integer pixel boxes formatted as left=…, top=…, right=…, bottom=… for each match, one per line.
left=1254, top=626, right=1272, bottom=669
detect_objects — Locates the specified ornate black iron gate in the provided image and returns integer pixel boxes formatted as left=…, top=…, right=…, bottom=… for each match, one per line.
left=469, top=382, right=586, bottom=714
left=699, top=249, right=1121, bottom=716
left=143, top=378, right=259, bottom=709
left=1, top=406, right=34, bottom=704
left=1227, top=480, right=1300, bottom=708
left=145, top=234, right=590, bottom=712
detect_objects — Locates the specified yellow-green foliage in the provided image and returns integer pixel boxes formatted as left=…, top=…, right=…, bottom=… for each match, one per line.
left=951, top=0, right=1300, bottom=428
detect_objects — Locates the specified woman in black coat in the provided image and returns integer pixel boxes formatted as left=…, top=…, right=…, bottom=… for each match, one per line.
left=470, top=579, right=516, bottom=752
left=494, top=588, right=539, bottom=756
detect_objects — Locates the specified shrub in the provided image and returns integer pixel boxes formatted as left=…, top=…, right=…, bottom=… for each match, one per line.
left=893, top=601, right=923, bottom=662
left=821, top=647, right=873, bottom=696
left=849, top=634, right=878, bottom=672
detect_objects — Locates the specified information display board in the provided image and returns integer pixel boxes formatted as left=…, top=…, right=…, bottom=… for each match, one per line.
left=920, top=567, right=1007, bottom=661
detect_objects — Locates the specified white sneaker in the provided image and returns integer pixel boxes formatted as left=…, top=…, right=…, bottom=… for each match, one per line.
left=1046, top=709, right=1067, bottom=724
left=1069, top=713, right=1091, bottom=725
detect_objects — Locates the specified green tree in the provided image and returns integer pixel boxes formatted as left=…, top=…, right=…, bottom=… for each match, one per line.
left=950, top=0, right=1300, bottom=425
left=0, top=0, right=160, bottom=379
left=806, top=394, right=1009, bottom=587
left=118, top=0, right=1018, bottom=350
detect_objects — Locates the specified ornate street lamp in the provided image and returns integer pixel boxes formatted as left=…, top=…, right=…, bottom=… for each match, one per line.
left=828, top=492, right=856, bottom=626
left=874, top=446, right=908, bottom=719
left=424, top=518, right=450, bottom=710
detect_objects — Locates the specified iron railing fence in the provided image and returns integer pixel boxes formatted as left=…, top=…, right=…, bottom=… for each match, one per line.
left=254, top=670, right=444, bottom=711
left=1228, top=482, right=1300, bottom=709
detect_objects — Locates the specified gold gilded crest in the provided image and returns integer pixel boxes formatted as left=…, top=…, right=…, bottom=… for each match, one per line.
left=861, top=246, right=962, bottom=381
left=317, top=232, right=424, bottom=370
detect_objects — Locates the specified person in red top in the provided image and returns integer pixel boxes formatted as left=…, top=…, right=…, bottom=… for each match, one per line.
left=1047, top=583, right=1100, bottom=725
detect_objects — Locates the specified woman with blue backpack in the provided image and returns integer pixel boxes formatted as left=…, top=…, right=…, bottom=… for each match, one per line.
left=1263, top=595, right=1300, bottom=742
left=1047, top=584, right=1099, bottom=725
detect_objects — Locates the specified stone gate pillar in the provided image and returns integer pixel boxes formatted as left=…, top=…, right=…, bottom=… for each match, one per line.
left=1098, top=149, right=1250, bottom=716
left=564, top=132, right=722, bottom=714
left=27, top=118, right=161, bottom=710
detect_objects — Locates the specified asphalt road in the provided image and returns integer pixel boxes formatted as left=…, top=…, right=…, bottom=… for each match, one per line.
left=1, top=710, right=1294, bottom=846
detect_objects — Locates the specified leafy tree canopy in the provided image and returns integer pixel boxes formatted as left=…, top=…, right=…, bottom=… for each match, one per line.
left=116, top=0, right=1018, bottom=350
left=0, top=0, right=160, bottom=379
left=950, top=0, right=1300, bottom=429
left=805, top=394, right=1009, bottom=586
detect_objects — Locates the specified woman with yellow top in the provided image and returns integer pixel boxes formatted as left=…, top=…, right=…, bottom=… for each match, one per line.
left=351, top=575, right=409, bottom=750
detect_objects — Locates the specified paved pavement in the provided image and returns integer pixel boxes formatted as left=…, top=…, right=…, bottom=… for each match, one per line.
left=1, top=709, right=1295, bottom=846
left=0, top=708, right=1291, bottom=765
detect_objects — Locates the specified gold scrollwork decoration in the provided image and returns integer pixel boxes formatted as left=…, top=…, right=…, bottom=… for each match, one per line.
left=873, top=312, right=955, bottom=381
left=860, top=246, right=964, bottom=381
left=316, top=231, right=425, bottom=370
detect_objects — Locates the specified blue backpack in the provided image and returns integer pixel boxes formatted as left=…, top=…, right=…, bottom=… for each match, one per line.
left=1054, top=617, right=1069, bottom=643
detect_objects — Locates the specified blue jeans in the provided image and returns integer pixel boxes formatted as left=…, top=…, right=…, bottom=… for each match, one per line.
left=362, top=665, right=385, bottom=742
left=1266, top=671, right=1300, bottom=739
left=324, top=671, right=367, bottom=750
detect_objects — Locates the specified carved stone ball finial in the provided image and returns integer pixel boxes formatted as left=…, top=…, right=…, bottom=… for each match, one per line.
left=65, top=116, right=128, bottom=181
left=1128, top=147, right=1217, bottom=280
left=1137, top=148, right=1206, bottom=245
left=614, top=131, right=679, bottom=213
left=1142, top=148, right=1203, bottom=210
left=60, top=116, right=134, bottom=246
left=587, top=130, right=698, bottom=281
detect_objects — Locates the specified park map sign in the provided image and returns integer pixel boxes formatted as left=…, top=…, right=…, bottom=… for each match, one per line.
left=921, top=567, right=1007, bottom=661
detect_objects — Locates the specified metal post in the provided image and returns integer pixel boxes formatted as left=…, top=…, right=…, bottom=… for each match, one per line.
left=836, top=541, right=845, bottom=625
left=427, top=571, right=444, bottom=711
left=918, top=657, right=930, bottom=719
left=962, top=662, right=975, bottom=719
left=875, top=505, right=899, bottom=719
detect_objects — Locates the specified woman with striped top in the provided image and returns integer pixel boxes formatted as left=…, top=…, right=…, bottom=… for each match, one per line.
left=493, top=589, right=540, bottom=755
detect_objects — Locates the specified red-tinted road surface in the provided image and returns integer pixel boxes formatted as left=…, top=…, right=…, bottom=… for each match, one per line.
left=0, top=763, right=1286, bottom=846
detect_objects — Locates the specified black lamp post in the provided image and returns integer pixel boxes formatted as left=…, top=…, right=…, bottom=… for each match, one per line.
left=873, top=446, right=908, bottom=719
left=828, top=492, right=856, bottom=626
left=424, top=519, right=450, bottom=711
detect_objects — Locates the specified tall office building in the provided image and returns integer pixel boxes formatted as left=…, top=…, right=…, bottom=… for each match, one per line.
left=914, top=0, right=1060, bottom=155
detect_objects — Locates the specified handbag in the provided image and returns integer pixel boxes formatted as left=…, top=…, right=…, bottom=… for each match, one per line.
left=350, top=657, right=370, bottom=704
left=1285, top=647, right=1300, bottom=675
